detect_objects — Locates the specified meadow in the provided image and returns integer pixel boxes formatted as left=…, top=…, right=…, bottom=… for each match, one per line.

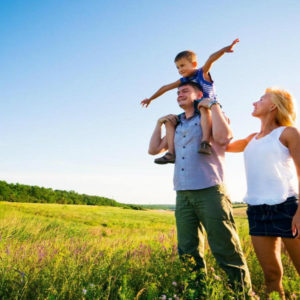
left=0, top=202, right=299, bottom=299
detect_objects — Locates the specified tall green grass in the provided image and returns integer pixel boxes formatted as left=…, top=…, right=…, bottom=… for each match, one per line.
left=0, top=202, right=299, bottom=299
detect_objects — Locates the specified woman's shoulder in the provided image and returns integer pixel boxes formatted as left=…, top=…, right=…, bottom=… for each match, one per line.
left=281, top=126, right=300, bottom=137
left=280, top=126, right=300, bottom=146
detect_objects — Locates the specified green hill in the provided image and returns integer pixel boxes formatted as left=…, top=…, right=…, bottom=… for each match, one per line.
left=0, top=180, right=142, bottom=210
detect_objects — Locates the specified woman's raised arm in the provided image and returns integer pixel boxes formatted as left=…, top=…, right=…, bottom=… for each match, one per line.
left=226, top=133, right=256, bottom=153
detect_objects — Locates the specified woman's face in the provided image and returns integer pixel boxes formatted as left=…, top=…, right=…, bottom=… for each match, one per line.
left=252, top=93, right=275, bottom=117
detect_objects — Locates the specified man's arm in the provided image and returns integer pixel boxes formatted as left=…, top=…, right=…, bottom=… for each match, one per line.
left=141, top=80, right=181, bottom=108
left=201, top=39, right=239, bottom=81
left=198, top=99, right=233, bottom=146
left=148, top=115, right=178, bottom=155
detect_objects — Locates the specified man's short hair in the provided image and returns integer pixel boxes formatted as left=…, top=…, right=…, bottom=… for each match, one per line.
left=174, top=50, right=197, bottom=63
left=178, top=81, right=203, bottom=93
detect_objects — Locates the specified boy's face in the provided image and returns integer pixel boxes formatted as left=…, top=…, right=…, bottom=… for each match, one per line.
left=175, top=58, right=197, bottom=77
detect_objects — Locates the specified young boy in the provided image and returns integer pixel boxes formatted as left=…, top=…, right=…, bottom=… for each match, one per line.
left=141, top=39, right=239, bottom=164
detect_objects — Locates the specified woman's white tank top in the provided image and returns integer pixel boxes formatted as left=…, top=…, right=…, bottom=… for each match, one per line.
left=243, top=126, right=297, bottom=205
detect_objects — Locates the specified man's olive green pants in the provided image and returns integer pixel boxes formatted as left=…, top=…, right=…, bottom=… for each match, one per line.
left=175, top=185, right=252, bottom=290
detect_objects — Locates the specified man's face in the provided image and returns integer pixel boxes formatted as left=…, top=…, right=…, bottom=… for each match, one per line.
left=175, top=58, right=197, bottom=77
left=177, top=85, right=201, bottom=108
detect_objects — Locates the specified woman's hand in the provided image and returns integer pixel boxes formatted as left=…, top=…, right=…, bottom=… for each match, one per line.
left=292, top=212, right=300, bottom=238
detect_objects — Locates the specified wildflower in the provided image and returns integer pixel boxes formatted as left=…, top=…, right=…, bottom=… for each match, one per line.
left=15, top=270, right=25, bottom=277
left=89, top=283, right=95, bottom=288
left=174, top=295, right=180, bottom=300
left=82, top=289, right=87, bottom=295
left=172, top=281, right=177, bottom=286
left=159, top=234, right=165, bottom=244
left=292, top=293, right=297, bottom=299
left=249, top=291, right=257, bottom=297
left=160, top=295, right=167, bottom=300
left=213, top=274, right=221, bottom=281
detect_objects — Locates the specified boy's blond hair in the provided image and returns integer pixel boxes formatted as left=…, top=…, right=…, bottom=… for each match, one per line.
left=174, top=50, right=197, bottom=63
left=266, top=87, right=297, bottom=126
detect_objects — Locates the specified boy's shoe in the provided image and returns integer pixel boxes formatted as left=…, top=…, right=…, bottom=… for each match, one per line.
left=198, top=141, right=212, bottom=155
left=154, top=152, right=175, bottom=164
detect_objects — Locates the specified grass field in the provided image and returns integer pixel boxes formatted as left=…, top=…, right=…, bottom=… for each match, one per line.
left=0, top=202, right=299, bottom=299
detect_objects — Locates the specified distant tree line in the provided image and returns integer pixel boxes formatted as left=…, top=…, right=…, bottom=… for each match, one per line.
left=0, top=180, right=142, bottom=210
left=141, top=204, right=176, bottom=211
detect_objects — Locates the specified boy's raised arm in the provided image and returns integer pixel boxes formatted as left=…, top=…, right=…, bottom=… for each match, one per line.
left=141, top=79, right=181, bottom=107
left=201, top=38, right=239, bottom=78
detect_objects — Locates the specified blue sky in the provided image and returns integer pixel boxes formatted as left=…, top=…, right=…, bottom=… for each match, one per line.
left=1, top=1, right=300, bottom=204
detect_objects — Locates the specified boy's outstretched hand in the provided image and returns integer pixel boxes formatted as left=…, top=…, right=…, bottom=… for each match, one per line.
left=141, top=98, right=152, bottom=108
left=225, top=38, right=239, bottom=53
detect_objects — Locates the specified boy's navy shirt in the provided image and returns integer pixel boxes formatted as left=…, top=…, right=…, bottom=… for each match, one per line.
left=180, top=68, right=217, bottom=100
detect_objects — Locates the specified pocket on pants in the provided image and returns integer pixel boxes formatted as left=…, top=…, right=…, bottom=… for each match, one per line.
left=205, top=185, right=234, bottom=222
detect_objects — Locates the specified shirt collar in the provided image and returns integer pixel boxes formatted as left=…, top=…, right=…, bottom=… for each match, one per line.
left=178, top=110, right=199, bottom=124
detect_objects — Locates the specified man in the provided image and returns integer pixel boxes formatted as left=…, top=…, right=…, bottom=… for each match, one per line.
left=148, top=82, right=252, bottom=293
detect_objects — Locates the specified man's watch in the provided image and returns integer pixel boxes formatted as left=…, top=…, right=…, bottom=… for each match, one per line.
left=208, top=100, right=222, bottom=109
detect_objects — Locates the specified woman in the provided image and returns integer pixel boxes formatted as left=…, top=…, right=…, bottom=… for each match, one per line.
left=227, top=88, right=300, bottom=299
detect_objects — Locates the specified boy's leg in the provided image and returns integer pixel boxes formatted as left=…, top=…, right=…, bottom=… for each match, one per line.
left=198, top=107, right=212, bottom=155
left=195, top=185, right=252, bottom=294
left=165, top=120, right=175, bottom=155
left=154, top=120, right=175, bottom=164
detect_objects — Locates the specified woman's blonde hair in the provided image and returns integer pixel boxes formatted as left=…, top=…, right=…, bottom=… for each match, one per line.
left=266, top=87, right=297, bottom=126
